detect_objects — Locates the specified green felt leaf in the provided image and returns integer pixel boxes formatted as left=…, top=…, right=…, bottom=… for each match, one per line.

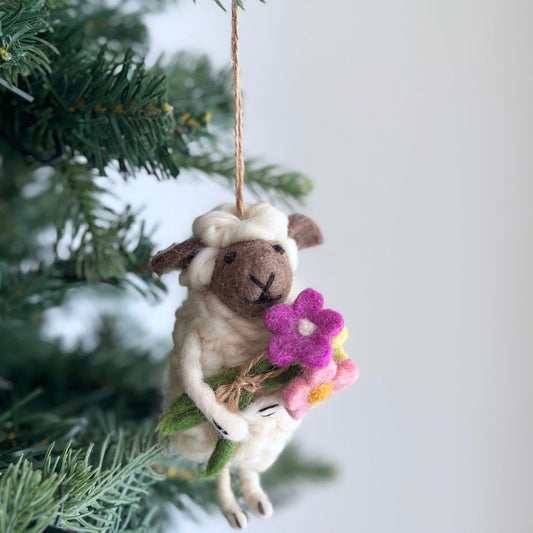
left=204, top=439, right=237, bottom=478
left=159, top=407, right=206, bottom=436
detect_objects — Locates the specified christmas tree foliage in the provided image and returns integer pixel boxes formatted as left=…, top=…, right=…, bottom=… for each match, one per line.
left=0, top=1, right=333, bottom=532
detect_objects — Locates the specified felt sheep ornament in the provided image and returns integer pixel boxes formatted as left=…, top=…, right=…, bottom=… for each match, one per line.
left=151, top=202, right=356, bottom=529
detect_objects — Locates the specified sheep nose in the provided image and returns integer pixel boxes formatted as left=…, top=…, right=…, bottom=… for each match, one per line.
left=249, top=272, right=275, bottom=291
left=247, top=272, right=282, bottom=305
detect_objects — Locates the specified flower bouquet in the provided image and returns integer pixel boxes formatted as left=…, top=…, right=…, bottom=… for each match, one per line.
left=159, top=288, right=358, bottom=477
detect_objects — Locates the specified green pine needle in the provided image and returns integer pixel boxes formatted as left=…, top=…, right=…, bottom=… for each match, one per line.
left=0, top=0, right=58, bottom=88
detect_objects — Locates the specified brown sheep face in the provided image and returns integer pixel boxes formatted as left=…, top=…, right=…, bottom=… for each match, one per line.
left=209, top=240, right=293, bottom=319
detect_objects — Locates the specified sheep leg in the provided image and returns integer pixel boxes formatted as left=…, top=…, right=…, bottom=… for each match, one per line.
left=239, top=469, right=273, bottom=519
left=216, top=467, right=248, bottom=530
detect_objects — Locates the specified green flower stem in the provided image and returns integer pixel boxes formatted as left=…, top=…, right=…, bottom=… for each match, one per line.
left=204, top=439, right=237, bottom=478
left=159, top=361, right=301, bottom=476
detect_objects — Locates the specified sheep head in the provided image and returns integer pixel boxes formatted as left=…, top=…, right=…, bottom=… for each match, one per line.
left=150, top=203, right=323, bottom=319
left=209, top=239, right=292, bottom=318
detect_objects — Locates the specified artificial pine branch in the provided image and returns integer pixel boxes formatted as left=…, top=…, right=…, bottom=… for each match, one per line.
left=51, top=164, right=157, bottom=285
left=0, top=419, right=165, bottom=533
left=176, top=152, right=314, bottom=207
left=50, top=4, right=150, bottom=56
left=160, top=52, right=233, bottom=126
left=0, top=0, right=58, bottom=88
left=0, top=162, right=162, bottom=319
left=0, top=456, right=62, bottom=533
left=0, top=1, right=331, bottom=530
left=0, top=320, right=334, bottom=533
left=3, top=47, right=180, bottom=177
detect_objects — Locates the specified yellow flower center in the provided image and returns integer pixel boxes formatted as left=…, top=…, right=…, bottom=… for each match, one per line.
left=308, top=382, right=333, bottom=405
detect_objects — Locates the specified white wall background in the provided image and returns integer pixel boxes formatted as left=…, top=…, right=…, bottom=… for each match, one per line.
left=109, top=1, right=533, bottom=531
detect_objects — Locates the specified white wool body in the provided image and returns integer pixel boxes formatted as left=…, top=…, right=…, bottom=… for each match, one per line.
left=165, top=289, right=301, bottom=472
left=161, top=201, right=311, bottom=523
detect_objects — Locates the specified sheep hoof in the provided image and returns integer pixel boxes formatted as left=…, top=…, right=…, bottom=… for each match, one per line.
left=211, top=410, right=249, bottom=442
left=255, top=498, right=273, bottom=519
left=212, top=418, right=229, bottom=437
left=258, top=403, right=280, bottom=417
left=224, top=509, right=248, bottom=529
left=239, top=470, right=274, bottom=519
left=242, top=395, right=282, bottom=421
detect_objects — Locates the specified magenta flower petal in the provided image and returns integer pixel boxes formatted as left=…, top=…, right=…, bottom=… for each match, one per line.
left=293, top=288, right=324, bottom=317
left=315, top=309, right=344, bottom=338
left=300, top=334, right=333, bottom=369
left=264, top=288, right=344, bottom=370
left=263, top=304, right=296, bottom=335
left=266, top=334, right=296, bottom=367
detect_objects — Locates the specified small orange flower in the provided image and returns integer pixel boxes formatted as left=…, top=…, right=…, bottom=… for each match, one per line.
left=308, top=382, right=333, bottom=404
left=283, top=357, right=358, bottom=420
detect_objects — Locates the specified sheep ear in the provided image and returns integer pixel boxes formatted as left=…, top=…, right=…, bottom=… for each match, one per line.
left=150, top=238, right=205, bottom=276
left=288, top=214, right=323, bottom=249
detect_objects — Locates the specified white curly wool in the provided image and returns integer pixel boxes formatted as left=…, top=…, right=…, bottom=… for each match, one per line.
left=178, top=247, right=218, bottom=290
left=192, top=202, right=298, bottom=271
left=193, top=202, right=289, bottom=247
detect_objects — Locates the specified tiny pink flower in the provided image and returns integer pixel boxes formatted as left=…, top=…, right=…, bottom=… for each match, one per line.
left=283, top=358, right=359, bottom=420
left=264, top=288, right=344, bottom=369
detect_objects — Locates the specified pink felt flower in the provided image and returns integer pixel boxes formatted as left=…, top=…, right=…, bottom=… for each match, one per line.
left=282, top=358, right=359, bottom=420
left=263, top=288, right=344, bottom=369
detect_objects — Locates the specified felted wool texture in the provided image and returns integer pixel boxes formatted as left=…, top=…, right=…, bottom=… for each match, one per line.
left=192, top=203, right=299, bottom=272
left=282, top=358, right=359, bottom=420
left=209, top=240, right=294, bottom=319
left=165, top=289, right=300, bottom=472
left=179, top=247, right=218, bottom=290
left=264, top=288, right=344, bottom=369
left=194, top=203, right=289, bottom=248
left=238, top=469, right=273, bottom=519
left=216, top=467, right=248, bottom=529
left=288, top=213, right=324, bottom=250
left=150, top=238, right=205, bottom=276
left=205, top=439, right=237, bottom=478
left=335, top=358, right=359, bottom=389
left=154, top=203, right=321, bottom=491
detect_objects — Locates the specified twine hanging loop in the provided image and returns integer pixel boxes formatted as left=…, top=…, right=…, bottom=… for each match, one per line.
left=216, top=6, right=290, bottom=413
left=231, top=2, right=245, bottom=219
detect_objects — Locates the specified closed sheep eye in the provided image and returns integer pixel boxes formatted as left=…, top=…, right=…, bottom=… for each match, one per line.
left=224, top=252, right=237, bottom=264
left=272, top=244, right=285, bottom=254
